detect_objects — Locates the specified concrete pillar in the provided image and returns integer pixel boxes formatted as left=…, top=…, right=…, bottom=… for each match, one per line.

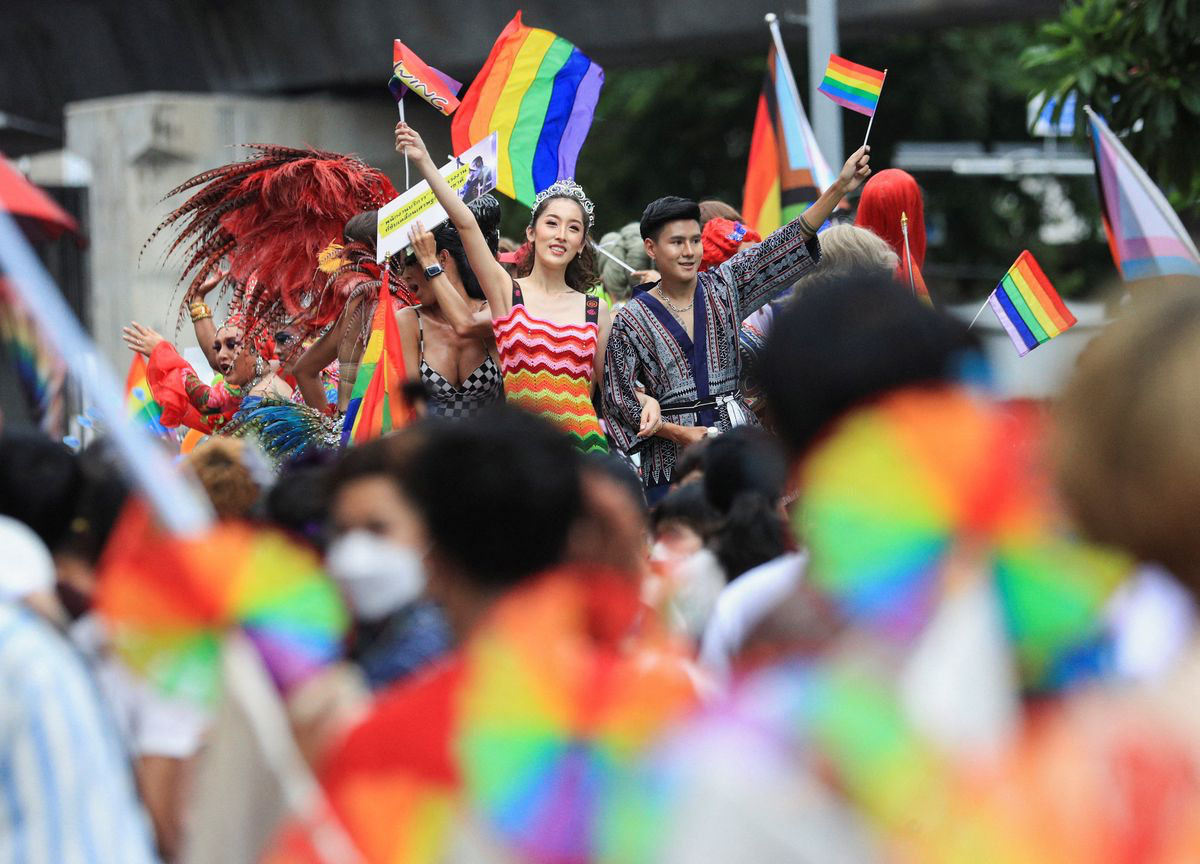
left=64, top=92, right=433, bottom=367
left=807, top=0, right=844, bottom=164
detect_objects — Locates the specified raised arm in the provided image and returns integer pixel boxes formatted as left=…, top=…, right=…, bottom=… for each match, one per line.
left=293, top=317, right=343, bottom=412
left=185, top=267, right=227, bottom=368
left=409, top=223, right=494, bottom=340
left=394, top=122, right=513, bottom=317
left=724, top=146, right=872, bottom=317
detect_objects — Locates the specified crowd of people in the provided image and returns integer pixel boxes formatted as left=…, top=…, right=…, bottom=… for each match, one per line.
left=3, top=104, right=1200, bottom=864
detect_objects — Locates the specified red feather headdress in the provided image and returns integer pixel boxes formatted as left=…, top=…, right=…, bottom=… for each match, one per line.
left=145, top=145, right=396, bottom=339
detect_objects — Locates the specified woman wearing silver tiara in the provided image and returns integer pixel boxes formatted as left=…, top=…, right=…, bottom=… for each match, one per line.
left=395, top=122, right=661, bottom=453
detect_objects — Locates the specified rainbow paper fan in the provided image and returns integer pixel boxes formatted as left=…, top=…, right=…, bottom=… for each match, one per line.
left=798, top=388, right=1128, bottom=690
left=96, top=504, right=349, bottom=705
left=455, top=572, right=697, bottom=864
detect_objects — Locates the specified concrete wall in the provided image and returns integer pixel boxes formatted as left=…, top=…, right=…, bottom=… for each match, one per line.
left=64, top=92, right=433, bottom=366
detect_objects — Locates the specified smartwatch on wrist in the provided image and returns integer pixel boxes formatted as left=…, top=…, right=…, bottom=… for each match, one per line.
left=424, top=263, right=445, bottom=279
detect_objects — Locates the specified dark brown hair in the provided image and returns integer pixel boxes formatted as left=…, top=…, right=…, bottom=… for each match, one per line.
left=520, top=195, right=599, bottom=295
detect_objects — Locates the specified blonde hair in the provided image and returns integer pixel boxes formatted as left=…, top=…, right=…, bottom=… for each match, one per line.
left=1054, top=290, right=1200, bottom=590
left=187, top=438, right=261, bottom=520
left=811, top=224, right=899, bottom=276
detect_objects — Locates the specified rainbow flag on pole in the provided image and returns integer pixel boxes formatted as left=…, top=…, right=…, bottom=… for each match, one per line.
left=818, top=55, right=886, bottom=117
left=743, top=45, right=837, bottom=236
left=1086, top=107, right=1200, bottom=282
left=391, top=40, right=462, bottom=116
left=988, top=250, right=1076, bottom=356
left=124, top=353, right=175, bottom=442
left=450, top=11, right=604, bottom=207
left=342, top=278, right=411, bottom=445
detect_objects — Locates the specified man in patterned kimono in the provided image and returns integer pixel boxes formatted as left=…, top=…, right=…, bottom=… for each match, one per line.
left=602, top=146, right=873, bottom=503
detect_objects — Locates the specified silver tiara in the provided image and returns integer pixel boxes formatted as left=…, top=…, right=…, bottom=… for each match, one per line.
left=532, top=179, right=595, bottom=229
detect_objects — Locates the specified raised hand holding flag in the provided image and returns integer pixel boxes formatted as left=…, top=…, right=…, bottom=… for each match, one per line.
left=819, top=54, right=888, bottom=147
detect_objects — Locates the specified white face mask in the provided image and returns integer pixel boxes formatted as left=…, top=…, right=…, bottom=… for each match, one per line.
left=325, top=531, right=427, bottom=621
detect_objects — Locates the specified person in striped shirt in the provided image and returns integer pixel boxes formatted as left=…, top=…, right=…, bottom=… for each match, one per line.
left=0, top=599, right=160, bottom=864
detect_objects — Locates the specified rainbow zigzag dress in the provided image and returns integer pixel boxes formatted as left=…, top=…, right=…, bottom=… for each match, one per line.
left=492, top=282, right=609, bottom=454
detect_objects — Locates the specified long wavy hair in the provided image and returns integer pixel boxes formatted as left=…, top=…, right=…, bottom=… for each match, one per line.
left=519, top=195, right=599, bottom=295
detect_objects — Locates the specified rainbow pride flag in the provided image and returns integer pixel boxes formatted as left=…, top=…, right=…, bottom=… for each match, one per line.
left=391, top=40, right=462, bottom=116
left=818, top=55, right=886, bottom=117
left=987, top=250, right=1076, bottom=356
left=0, top=278, right=63, bottom=432
left=743, top=45, right=837, bottom=236
left=1086, top=107, right=1200, bottom=282
left=124, top=353, right=176, bottom=442
left=341, top=278, right=411, bottom=445
left=450, top=11, right=604, bottom=207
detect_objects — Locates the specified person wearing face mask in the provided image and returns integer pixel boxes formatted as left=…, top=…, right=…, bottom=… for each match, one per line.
left=325, top=431, right=452, bottom=690
left=122, top=312, right=292, bottom=434
left=394, top=121, right=663, bottom=454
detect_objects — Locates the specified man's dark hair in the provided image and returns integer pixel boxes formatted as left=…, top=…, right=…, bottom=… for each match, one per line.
left=263, top=448, right=339, bottom=550
left=702, top=428, right=789, bottom=581
left=403, top=407, right=583, bottom=589
left=0, top=430, right=82, bottom=550
left=651, top=482, right=717, bottom=535
left=640, top=196, right=702, bottom=242
left=61, top=440, right=131, bottom=565
left=760, top=270, right=980, bottom=458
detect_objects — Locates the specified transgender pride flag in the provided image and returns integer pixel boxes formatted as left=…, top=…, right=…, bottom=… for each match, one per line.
left=1086, top=106, right=1200, bottom=281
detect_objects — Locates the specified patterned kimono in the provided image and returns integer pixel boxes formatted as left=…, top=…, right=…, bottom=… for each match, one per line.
left=602, top=219, right=821, bottom=495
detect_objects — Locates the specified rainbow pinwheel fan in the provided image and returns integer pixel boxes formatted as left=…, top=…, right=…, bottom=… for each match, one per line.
left=455, top=573, right=697, bottom=864
left=96, top=505, right=349, bottom=705
left=798, top=387, right=1129, bottom=690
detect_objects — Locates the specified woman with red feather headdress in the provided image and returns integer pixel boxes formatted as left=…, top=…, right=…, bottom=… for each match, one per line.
left=130, top=145, right=400, bottom=454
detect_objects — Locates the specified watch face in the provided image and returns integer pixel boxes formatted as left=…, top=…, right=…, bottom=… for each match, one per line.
left=424, top=264, right=443, bottom=278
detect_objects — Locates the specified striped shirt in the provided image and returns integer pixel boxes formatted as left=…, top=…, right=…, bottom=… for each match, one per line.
left=0, top=602, right=159, bottom=864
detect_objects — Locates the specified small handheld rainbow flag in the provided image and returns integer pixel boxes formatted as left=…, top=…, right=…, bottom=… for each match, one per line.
left=987, top=250, right=1076, bottom=356
left=391, top=40, right=462, bottom=116
left=818, top=55, right=886, bottom=117
left=450, top=11, right=605, bottom=207
left=124, top=353, right=176, bottom=442
left=341, top=277, right=411, bottom=445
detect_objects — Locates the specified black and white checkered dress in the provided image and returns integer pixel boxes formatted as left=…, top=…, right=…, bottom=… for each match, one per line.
left=416, top=310, right=504, bottom=420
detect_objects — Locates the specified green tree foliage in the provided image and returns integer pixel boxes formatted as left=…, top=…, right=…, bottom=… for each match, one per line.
left=1021, top=0, right=1200, bottom=214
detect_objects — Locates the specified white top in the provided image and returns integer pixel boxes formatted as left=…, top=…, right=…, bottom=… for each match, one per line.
left=70, top=613, right=208, bottom=759
left=699, top=552, right=807, bottom=680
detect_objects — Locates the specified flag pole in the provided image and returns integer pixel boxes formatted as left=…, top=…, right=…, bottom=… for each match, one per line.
left=900, top=210, right=916, bottom=295
left=591, top=239, right=635, bottom=274
left=967, top=294, right=991, bottom=330
left=765, top=13, right=804, bottom=127
left=397, top=99, right=410, bottom=190
left=863, top=68, right=886, bottom=148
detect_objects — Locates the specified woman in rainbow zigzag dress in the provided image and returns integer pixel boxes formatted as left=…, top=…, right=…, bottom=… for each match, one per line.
left=394, top=122, right=660, bottom=454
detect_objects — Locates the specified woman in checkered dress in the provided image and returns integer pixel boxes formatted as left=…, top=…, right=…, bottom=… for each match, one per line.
left=397, top=215, right=504, bottom=421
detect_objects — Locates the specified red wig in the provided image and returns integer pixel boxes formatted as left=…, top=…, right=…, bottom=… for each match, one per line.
left=855, top=169, right=926, bottom=270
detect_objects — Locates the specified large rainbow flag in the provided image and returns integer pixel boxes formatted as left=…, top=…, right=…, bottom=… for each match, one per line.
left=743, top=45, right=837, bottom=236
left=342, top=278, right=411, bottom=445
left=450, top=11, right=604, bottom=207
left=987, top=250, right=1076, bottom=356
left=818, top=55, right=886, bottom=117
left=1086, top=107, right=1200, bottom=281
